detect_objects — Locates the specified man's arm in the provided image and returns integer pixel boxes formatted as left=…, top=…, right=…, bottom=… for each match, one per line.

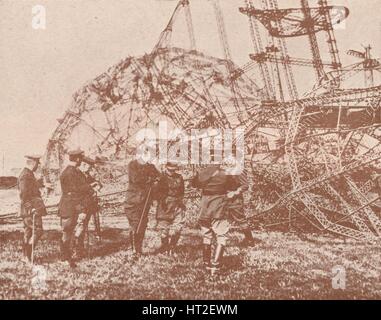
left=237, top=169, right=249, bottom=193
left=152, top=175, right=168, bottom=201
left=128, top=161, right=148, bottom=185
left=76, top=170, right=94, bottom=196
left=177, top=176, right=186, bottom=211
left=18, top=174, right=32, bottom=202
left=147, top=163, right=161, bottom=183
left=227, top=170, right=249, bottom=198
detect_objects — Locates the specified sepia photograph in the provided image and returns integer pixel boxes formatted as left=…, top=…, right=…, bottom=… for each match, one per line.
left=0, top=0, right=380, bottom=302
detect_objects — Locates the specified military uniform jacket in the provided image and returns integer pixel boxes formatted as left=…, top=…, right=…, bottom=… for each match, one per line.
left=192, top=166, right=248, bottom=221
left=155, top=172, right=185, bottom=221
left=191, top=166, right=230, bottom=221
left=83, top=172, right=100, bottom=214
left=226, top=170, right=249, bottom=222
left=58, top=165, right=93, bottom=218
left=125, top=160, right=160, bottom=218
left=191, top=166, right=232, bottom=195
left=18, top=168, right=46, bottom=217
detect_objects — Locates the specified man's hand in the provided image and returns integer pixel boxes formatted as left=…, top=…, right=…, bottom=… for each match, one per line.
left=226, top=191, right=237, bottom=199
left=227, top=187, right=242, bottom=199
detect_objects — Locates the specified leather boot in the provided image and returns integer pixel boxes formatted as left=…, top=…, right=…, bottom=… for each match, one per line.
left=168, top=233, right=181, bottom=255
left=22, top=243, right=27, bottom=258
left=73, top=237, right=85, bottom=260
left=132, top=232, right=143, bottom=260
left=23, top=243, right=32, bottom=262
left=135, top=235, right=143, bottom=255
left=241, top=228, right=255, bottom=246
left=129, top=231, right=134, bottom=251
left=61, top=240, right=76, bottom=268
left=202, top=244, right=212, bottom=267
left=156, top=236, right=169, bottom=254
left=210, top=244, right=224, bottom=275
left=59, top=240, right=65, bottom=261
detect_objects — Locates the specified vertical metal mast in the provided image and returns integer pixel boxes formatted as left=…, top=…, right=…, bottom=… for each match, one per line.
left=318, top=0, right=342, bottom=87
left=300, top=0, right=325, bottom=82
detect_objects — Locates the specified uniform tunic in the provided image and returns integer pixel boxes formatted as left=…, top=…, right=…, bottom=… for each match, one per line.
left=18, top=168, right=46, bottom=217
left=58, top=165, right=93, bottom=242
left=156, top=172, right=185, bottom=221
left=82, top=172, right=102, bottom=237
left=155, top=172, right=185, bottom=237
left=191, top=166, right=234, bottom=245
left=226, top=170, right=249, bottom=224
left=18, top=168, right=46, bottom=244
left=74, top=171, right=102, bottom=248
left=83, top=172, right=100, bottom=215
left=58, top=165, right=93, bottom=218
left=192, top=166, right=236, bottom=222
left=124, top=159, right=160, bottom=232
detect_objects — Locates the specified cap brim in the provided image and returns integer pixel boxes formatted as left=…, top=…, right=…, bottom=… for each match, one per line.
left=83, top=156, right=96, bottom=165
left=25, top=155, right=42, bottom=161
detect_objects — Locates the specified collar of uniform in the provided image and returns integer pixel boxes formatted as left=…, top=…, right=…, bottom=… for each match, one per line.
left=23, top=167, right=34, bottom=174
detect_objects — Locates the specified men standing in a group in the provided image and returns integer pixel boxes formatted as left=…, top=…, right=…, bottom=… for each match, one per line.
left=18, top=155, right=47, bottom=263
left=58, top=149, right=93, bottom=268
left=125, top=148, right=160, bottom=259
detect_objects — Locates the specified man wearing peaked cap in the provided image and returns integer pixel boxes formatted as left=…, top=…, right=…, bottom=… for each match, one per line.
left=83, top=156, right=96, bottom=166
left=68, top=149, right=85, bottom=158
left=25, top=155, right=42, bottom=161
left=18, top=154, right=47, bottom=263
left=58, top=149, right=93, bottom=268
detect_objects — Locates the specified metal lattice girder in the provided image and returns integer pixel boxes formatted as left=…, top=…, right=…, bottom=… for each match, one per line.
left=296, top=191, right=371, bottom=241
left=43, top=47, right=262, bottom=182
left=41, top=0, right=381, bottom=242
left=322, top=183, right=376, bottom=239
left=239, top=4, right=349, bottom=38
left=345, top=176, right=381, bottom=237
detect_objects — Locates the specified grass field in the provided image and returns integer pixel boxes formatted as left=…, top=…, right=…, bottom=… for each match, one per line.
left=0, top=212, right=380, bottom=300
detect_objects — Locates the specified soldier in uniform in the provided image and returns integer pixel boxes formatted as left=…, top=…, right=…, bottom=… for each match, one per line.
left=155, top=162, right=186, bottom=254
left=125, top=148, right=160, bottom=258
left=223, top=158, right=256, bottom=246
left=18, top=155, right=47, bottom=263
left=191, top=163, right=236, bottom=274
left=58, top=149, right=94, bottom=267
left=73, top=157, right=102, bottom=259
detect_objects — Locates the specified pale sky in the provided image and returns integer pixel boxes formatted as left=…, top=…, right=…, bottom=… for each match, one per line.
left=0, top=0, right=380, bottom=173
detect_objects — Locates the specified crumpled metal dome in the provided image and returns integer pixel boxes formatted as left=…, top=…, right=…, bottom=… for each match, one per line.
left=43, top=47, right=262, bottom=182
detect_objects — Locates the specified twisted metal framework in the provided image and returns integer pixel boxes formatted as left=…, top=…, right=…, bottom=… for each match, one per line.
left=43, top=0, right=381, bottom=241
